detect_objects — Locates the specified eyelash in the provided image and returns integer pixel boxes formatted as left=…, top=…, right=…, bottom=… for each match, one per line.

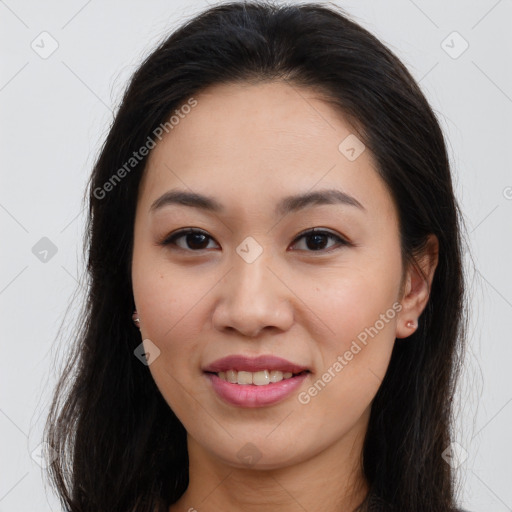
left=159, top=228, right=351, bottom=254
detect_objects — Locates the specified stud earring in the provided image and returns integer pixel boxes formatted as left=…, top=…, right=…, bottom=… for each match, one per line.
left=405, top=320, right=416, bottom=329
left=132, top=311, right=140, bottom=329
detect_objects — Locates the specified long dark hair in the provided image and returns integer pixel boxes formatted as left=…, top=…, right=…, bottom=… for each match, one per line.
left=43, top=2, right=469, bottom=510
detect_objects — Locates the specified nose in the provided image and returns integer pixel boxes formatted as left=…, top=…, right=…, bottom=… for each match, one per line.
left=211, top=246, right=294, bottom=338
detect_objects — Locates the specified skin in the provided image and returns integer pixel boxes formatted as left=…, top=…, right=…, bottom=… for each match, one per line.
left=131, top=81, right=439, bottom=512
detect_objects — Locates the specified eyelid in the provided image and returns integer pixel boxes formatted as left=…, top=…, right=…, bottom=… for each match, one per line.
left=290, top=227, right=351, bottom=252
left=159, top=227, right=351, bottom=252
left=159, top=228, right=216, bottom=249
left=293, top=226, right=348, bottom=243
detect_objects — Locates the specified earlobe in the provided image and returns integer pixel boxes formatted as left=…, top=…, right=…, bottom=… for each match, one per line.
left=395, top=234, right=439, bottom=339
left=405, top=320, right=416, bottom=329
left=132, top=311, right=141, bottom=330
left=396, top=316, right=418, bottom=339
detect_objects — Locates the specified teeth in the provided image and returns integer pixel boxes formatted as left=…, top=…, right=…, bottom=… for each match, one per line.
left=216, top=369, right=297, bottom=385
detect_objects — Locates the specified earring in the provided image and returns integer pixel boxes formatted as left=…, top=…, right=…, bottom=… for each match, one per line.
left=132, top=311, right=140, bottom=329
left=405, top=319, right=416, bottom=329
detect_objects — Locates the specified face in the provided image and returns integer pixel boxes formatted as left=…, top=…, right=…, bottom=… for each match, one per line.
left=131, top=81, right=406, bottom=470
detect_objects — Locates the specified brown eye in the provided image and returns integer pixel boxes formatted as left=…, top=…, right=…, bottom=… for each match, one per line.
left=160, top=228, right=350, bottom=253
left=290, top=229, right=349, bottom=252
left=161, top=229, right=218, bottom=251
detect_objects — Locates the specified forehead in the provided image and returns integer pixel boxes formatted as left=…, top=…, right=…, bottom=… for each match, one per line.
left=148, top=81, right=356, bottom=169
left=138, top=81, right=396, bottom=224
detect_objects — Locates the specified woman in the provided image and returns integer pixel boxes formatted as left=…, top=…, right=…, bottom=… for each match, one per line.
left=44, top=2, right=471, bottom=511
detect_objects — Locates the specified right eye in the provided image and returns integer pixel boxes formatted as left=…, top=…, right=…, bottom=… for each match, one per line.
left=159, top=228, right=219, bottom=252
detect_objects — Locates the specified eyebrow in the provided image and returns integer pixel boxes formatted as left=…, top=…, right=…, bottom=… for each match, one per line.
left=149, top=188, right=366, bottom=216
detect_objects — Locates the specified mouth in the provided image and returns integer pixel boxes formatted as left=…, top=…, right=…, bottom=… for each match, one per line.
left=204, top=369, right=311, bottom=407
left=203, top=369, right=310, bottom=386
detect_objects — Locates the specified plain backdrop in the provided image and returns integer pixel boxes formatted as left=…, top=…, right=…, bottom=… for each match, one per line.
left=1, top=0, right=511, bottom=510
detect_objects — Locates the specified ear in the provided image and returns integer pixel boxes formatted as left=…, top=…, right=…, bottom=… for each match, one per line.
left=395, top=234, right=439, bottom=339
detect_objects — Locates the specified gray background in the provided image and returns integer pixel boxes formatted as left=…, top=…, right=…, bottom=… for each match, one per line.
left=1, top=0, right=511, bottom=510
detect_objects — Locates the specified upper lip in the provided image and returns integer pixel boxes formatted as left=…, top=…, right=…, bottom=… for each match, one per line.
left=202, top=354, right=310, bottom=374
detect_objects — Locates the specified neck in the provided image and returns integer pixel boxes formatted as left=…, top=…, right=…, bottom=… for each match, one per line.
left=169, top=410, right=370, bottom=512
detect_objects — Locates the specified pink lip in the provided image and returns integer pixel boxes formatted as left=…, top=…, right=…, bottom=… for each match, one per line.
left=205, top=372, right=309, bottom=408
left=202, top=354, right=309, bottom=373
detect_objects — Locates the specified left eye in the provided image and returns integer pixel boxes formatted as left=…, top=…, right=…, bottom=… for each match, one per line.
left=160, top=228, right=349, bottom=253
left=291, top=229, right=348, bottom=252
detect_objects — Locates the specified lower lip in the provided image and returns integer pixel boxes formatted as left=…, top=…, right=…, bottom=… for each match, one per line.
left=204, top=371, right=309, bottom=408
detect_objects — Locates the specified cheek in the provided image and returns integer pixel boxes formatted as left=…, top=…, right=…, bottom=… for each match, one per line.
left=135, top=272, right=203, bottom=355
left=132, top=266, right=207, bottom=415
left=132, top=246, right=188, bottom=357
left=132, top=241, right=204, bottom=339
left=297, top=262, right=400, bottom=401
left=300, top=261, right=401, bottom=344
left=294, top=294, right=398, bottom=439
